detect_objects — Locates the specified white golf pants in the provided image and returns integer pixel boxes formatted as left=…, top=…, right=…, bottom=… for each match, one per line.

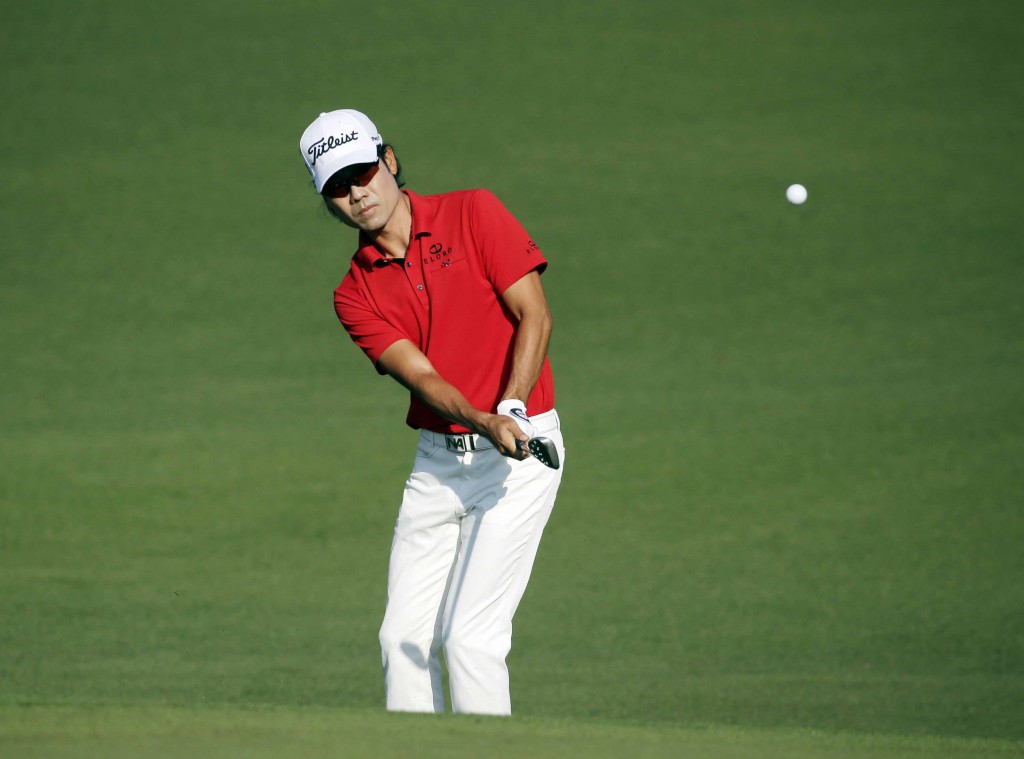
left=378, top=409, right=564, bottom=716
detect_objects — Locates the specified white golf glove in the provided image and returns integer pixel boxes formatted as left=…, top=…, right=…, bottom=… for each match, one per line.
left=496, top=399, right=536, bottom=439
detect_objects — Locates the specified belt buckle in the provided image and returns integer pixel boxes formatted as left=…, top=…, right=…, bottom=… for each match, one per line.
left=445, top=434, right=476, bottom=452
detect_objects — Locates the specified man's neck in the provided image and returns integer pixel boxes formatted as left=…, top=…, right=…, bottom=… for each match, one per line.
left=368, top=192, right=412, bottom=259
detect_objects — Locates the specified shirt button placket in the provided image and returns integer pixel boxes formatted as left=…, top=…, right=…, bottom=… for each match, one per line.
left=409, top=236, right=429, bottom=307
left=407, top=262, right=427, bottom=303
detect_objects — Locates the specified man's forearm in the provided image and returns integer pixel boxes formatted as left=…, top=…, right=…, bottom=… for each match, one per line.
left=501, top=308, right=552, bottom=405
left=405, top=369, right=488, bottom=432
left=377, top=338, right=530, bottom=458
left=378, top=340, right=487, bottom=431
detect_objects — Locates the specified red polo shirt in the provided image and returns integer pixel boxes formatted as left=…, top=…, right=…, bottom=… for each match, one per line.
left=333, top=189, right=555, bottom=433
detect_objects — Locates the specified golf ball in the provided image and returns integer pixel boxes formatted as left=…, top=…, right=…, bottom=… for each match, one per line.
left=786, top=184, right=808, bottom=205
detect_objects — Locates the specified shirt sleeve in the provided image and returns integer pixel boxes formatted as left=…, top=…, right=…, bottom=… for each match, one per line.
left=334, top=275, right=406, bottom=373
left=468, top=189, right=547, bottom=294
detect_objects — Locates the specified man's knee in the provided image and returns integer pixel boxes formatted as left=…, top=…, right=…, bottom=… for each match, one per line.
left=380, top=620, right=437, bottom=668
left=443, top=622, right=511, bottom=667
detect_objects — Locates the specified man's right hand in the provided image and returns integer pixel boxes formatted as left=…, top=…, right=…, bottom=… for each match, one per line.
left=473, top=413, right=531, bottom=460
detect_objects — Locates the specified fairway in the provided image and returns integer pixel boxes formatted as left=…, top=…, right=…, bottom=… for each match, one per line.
left=3, top=706, right=1021, bottom=759
left=2, top=0, right=1022, bottom=757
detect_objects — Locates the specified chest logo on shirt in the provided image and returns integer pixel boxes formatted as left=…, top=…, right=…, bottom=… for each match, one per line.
left=424, top=242, right=455, bottom=267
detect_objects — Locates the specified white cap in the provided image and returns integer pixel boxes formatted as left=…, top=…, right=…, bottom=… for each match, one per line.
left=299, top=109, right=383, bottom=193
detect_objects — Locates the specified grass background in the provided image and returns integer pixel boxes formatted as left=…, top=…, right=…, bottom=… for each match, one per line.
left=2, top=0, right=1022, bottom=756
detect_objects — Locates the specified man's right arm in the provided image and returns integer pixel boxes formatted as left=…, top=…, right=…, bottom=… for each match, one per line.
left=377, top=339, right=530, bottom=458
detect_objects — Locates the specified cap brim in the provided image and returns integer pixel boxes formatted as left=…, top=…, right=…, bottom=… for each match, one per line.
left=313, top=143, right=380, bottom=193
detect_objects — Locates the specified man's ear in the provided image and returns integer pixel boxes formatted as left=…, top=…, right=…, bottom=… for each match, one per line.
left=383, top=145, right=399, bottom=175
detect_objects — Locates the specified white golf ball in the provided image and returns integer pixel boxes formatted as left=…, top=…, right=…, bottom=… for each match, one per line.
left=786, top=184, right=808, bottom=205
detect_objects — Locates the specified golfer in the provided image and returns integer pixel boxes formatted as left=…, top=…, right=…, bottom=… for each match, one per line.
left=299, top=109, right=565, bottom=716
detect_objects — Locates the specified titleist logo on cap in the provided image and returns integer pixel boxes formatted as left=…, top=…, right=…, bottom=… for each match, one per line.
left=308, top=131, right=360, bottom=164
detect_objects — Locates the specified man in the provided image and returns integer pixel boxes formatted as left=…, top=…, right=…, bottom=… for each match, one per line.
left=298, top=109, right=565, bottom=716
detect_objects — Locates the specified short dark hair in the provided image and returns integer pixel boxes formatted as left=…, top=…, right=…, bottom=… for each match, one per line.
left=320, top=143, right=404, bottom=224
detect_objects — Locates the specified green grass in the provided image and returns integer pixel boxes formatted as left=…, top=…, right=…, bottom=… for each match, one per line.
left=2, top=0, right=1023, bottom=756
left=2, top=706, right=1020, bottom=759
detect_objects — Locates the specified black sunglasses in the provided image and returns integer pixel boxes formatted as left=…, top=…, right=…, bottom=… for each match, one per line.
left=323, top=160, right=382, bottom=197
